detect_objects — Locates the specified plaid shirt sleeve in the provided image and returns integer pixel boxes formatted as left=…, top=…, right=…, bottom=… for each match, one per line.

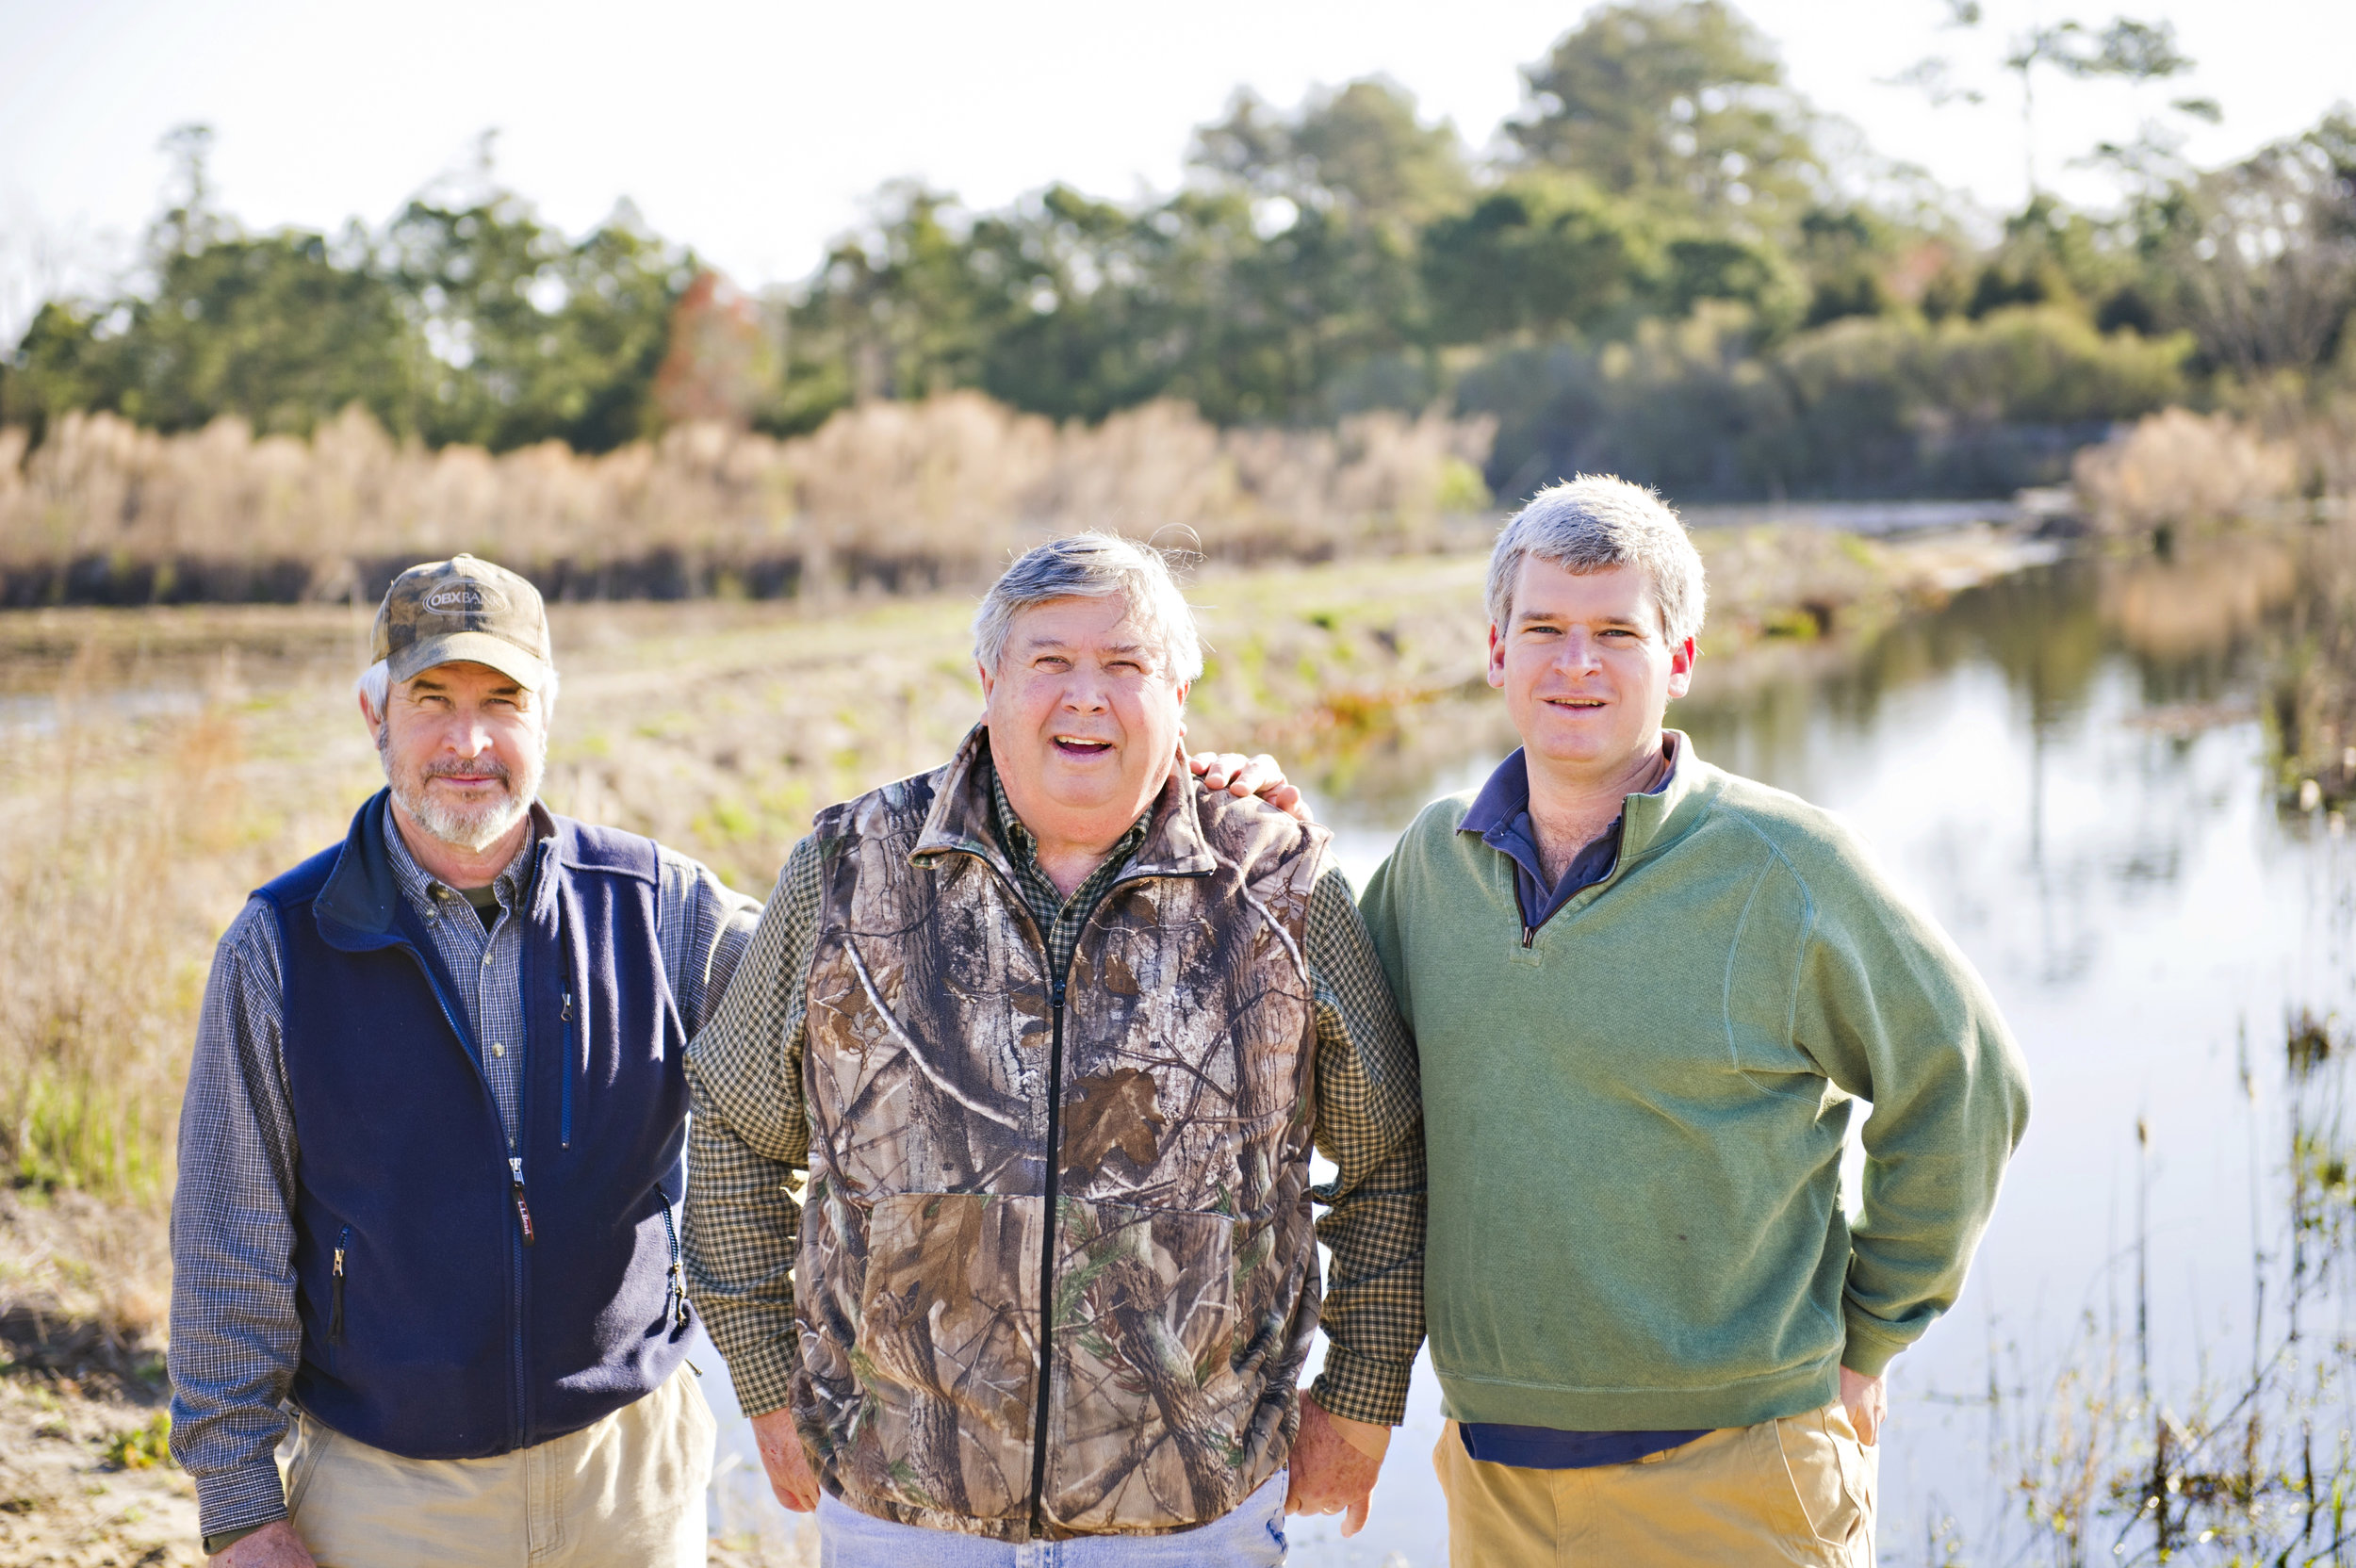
left=168, top=898, right=304, bottom=1538
left=681, top=833, right=825, bottom=1419
left=1301, top=863, right=1430, bottom=1429
left=654, top=844, right=763, bottom=1035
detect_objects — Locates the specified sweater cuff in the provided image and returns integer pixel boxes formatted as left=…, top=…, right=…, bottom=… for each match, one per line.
left=1311, top=1344, right=1412, bottom=1429
left=1839, top=1313, right=1907, bottom=1379
left=195, top=1459, right=289, bottom=1540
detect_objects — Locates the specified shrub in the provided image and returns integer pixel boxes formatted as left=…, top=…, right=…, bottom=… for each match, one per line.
left=2072, top=408, right=2300, bottom=537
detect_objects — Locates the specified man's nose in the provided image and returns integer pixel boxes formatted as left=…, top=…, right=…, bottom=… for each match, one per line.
left=1558, top=630, right=1604, bottom=672
left=1059, top=674, right=1110, bottom=710
left=448, top=710, right=497, bottom=756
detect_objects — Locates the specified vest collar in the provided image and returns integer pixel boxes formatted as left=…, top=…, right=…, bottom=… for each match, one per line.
left=314, top=789, right=561, bottom=952
left=911, top=725, right=1217, bottom=883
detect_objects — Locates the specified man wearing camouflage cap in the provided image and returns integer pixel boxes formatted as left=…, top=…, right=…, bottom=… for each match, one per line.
left=168, top=555, right=761, bottom=1566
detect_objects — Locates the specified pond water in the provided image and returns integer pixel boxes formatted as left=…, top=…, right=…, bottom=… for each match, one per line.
left=704, top=551, right=2352, bottom=1566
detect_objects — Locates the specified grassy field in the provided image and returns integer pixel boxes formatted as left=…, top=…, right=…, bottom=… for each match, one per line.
left=0, top=522, right=2048, bottom=1563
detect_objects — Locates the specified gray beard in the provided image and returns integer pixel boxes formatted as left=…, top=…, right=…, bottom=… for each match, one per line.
left=379, top=731, right=545, bottom=854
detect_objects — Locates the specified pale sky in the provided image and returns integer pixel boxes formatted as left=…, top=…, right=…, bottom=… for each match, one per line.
left=2, top=0, right=2350, bottom=341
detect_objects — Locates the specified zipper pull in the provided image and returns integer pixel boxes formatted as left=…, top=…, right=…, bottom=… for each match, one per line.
left=1521, top=926, right=1535, bottom=949
left=330, top=1238, right=348, bottom=1344
left=1051, top=979, right=1066, bottom=1008
left=509, top=1158, right=537, bottom=1248
left=562, top=990, right=572, bottom=1021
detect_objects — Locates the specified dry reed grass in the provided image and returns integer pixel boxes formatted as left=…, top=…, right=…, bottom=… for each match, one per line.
left=2071, top=407, right=2303, bottom=539
left=0, top=396, right=1497, bottom=604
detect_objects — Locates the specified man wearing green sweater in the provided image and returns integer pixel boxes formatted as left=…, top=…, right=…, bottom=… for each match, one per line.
left=1359, top=476, right=2031, bottom=1565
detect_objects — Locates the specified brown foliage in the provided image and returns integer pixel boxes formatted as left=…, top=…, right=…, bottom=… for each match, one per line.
left=0, top=397, right=1496, bottom=603
left=2071, top=407, right=2301, bottom=538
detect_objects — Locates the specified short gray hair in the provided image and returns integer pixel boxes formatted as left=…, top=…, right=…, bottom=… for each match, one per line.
left=973, top=532, right=1204, bottom=684
left=354, top=657, right=561, bottom=719
left=1485, top=475, right=1708, bottom=645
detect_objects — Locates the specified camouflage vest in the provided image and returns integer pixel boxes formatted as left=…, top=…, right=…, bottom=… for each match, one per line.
left=795, top=730, right=1326, bottom=1542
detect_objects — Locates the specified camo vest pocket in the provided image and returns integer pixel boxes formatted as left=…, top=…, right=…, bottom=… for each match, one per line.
left=1039, top=1199, right=1253, bottom=1534
left=846, top=1191, right=1046, bottom=1529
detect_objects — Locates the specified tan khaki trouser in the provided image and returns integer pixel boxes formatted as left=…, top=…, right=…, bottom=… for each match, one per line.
left=1433, top=1403, right=1877, bottom=1567
left=279, top=1365, right=714, bottom=1568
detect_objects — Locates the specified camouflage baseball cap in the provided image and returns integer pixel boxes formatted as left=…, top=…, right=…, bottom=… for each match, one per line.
left=371, top=554, right=554, bottom=691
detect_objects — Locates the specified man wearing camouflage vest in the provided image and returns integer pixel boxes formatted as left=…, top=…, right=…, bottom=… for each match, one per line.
left=684, top=532, right=1427, bottom=1561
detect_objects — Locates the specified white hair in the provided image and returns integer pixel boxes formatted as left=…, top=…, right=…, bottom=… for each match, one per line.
left=1485, top=475, right=1709, bottom=645
left=354, top=659, right=560, bottom=722
left=973, top=532, right=1203, bottom=684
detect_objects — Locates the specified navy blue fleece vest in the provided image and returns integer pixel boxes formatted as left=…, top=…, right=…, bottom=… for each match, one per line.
left=258, top=792, right=692, bottom=1460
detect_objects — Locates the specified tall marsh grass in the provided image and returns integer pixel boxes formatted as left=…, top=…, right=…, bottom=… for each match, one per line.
left=2072, top=407, right=2305, bottom=541
left=0, top=396, right=1497, bottom=605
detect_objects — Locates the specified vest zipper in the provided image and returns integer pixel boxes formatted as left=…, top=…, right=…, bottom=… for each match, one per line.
left=1027, top=972, right=1069, bottom=1535
left=657, top=1185, right=689, bottom=1333
left=330, top=1226, right=351, bottom=1345
left=1522, top=925, right=1535, bottom=948
left=965, top=857, right=1161, bottom=1537
left=560, top=988, right=575, bottom=1151
left=388, top=891, right=533, bottom=1451
left=509, top=1157, right=537, bottom=1247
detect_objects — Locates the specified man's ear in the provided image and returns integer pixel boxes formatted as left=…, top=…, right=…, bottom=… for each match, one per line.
left=1666, top=635, right=1698, bottom=699
left=976, top=660, right=995, bottom=700
left=1485, top=623, right=1509, bottom=690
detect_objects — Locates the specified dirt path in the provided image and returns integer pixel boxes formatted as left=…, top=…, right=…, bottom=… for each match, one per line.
left=0, top=1377, right=200, bottom=1567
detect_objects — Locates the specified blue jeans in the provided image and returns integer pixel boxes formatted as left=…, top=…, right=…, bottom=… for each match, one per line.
left=816, top=1471, right=1290, bottom=1567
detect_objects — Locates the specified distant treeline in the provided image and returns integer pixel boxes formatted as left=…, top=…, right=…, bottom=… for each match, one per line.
left=5, top=1, right=2354, bottom=506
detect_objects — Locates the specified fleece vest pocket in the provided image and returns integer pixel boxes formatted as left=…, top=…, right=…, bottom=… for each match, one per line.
left=848, top=1191, right=1046, bottom=1528
left=1039, top=1200, right=1247, bottom=1535
left=328, top=1226, right=352, bottom=1364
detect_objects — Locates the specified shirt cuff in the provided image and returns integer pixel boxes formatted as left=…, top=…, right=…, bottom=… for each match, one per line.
left=202, top=1522, right=277, bottom=1557
left=195, top=1458, right=289, bottom=1540
left=710, top=1336, right=799, bottom=1420
left=1310, top=1344, right=1412, bottom=1429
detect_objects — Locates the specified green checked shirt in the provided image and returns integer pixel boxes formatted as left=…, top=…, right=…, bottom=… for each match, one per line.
left=684, top=755, right=1428, bottom=1429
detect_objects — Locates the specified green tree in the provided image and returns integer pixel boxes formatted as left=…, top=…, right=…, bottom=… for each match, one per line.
left=1420, top=175, right=1655, bottom=343
left=382, top=192, right=691, bottom=451
left=2004, top=17, right=2194, bottom=195
left=2, top=124, right=418, bottom=441
left=1506, top=1, right=1824, bottom=231
left=1184, top=80, right=1469, bottom=413
left=1192, top=78, right=1473, bottom=237
left=2133, top=113, right=2356, bottom=375
left=774, top=183, right=999, bottom=433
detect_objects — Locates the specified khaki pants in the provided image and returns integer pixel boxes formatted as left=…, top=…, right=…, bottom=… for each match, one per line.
left=280, top=1366, right=714, bottom=1568
left=1433, top=1403, right=1876, bottom=1567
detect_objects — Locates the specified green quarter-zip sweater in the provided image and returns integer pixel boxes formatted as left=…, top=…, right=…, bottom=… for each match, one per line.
left=1359, top=734, right=2030, bottom=1433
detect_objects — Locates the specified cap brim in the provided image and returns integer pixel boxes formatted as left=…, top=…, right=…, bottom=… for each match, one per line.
left=387, top=631, right=552, bottom=692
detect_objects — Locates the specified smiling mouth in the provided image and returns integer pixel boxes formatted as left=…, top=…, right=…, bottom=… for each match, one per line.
left=1053, top=735, right=1116, bottom=756
left=1545, top=697, right=1608, bottom=710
